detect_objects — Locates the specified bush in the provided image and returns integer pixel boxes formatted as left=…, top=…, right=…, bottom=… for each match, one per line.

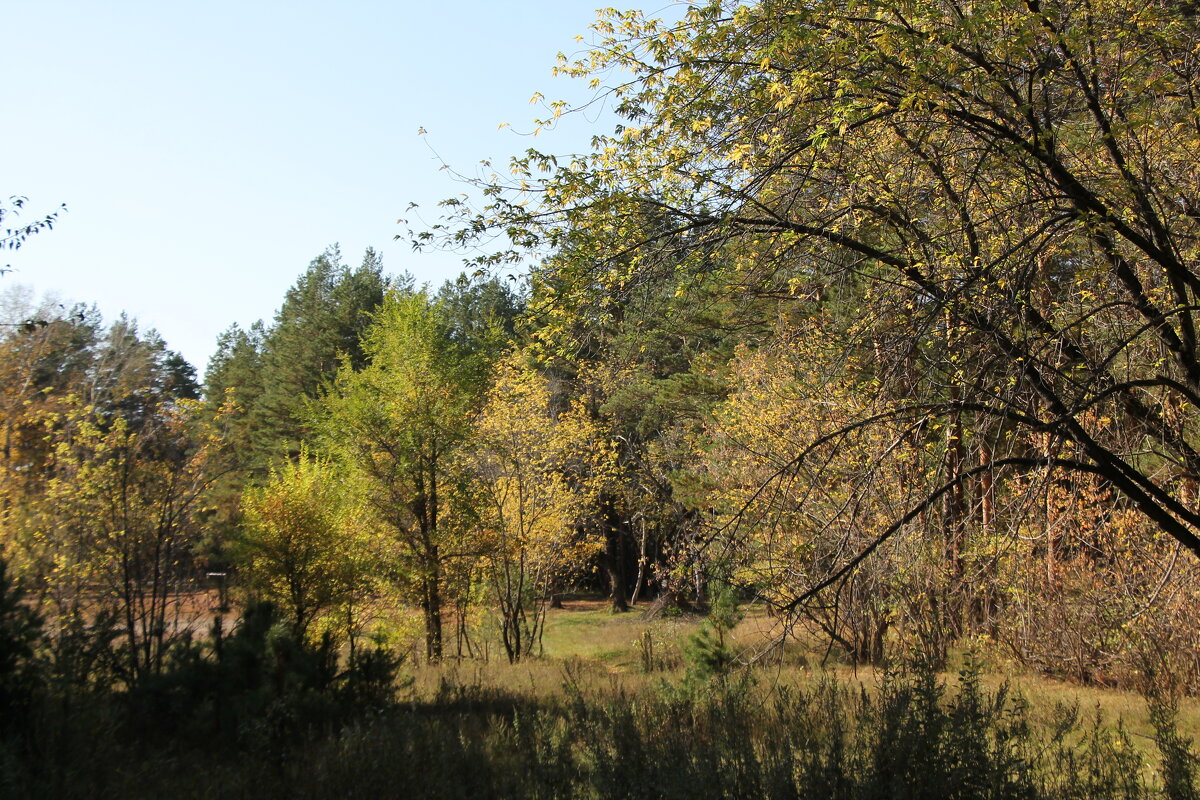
left=0, top=558, right=43, bottom=729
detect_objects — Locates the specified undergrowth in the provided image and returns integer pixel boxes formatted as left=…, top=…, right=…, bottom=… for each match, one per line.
left=5, top=658, right=1200, bottom=799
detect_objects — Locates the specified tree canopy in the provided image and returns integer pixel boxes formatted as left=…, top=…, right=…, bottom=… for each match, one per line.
left=431, top=0, right=1200, bottom=597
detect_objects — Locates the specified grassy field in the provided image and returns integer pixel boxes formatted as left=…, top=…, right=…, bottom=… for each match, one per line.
left=415, top=597, right=1200, bottom=744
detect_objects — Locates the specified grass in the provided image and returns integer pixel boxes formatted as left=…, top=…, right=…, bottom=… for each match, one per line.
left=9, top=595, right=1199, bottom=799
left=410, top=597, right=1200, bottom=745
left=538, top=599, right=698, bottom=666
left=486, top=597, right=1200, bottom=739
left=442, top=600, right=1200, bottom=797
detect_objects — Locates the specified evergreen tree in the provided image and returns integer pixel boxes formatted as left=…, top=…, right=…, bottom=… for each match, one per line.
left=209, top=246, right=390, bottom=468
left=435, top=274, right=524, bottom=360
left=89, top=316, right=198, bottom=431
left=253, top=246, right=387, bottom=460
left=204, top=321, right=266, bottom=420
left=199, top=248, right=390, bottom=576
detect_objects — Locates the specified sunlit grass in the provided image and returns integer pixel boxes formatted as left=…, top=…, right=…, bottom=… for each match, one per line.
left=412, top=596, right=1200, bottom=750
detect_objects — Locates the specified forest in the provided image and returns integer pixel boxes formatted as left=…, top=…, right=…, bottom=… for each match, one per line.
left=5, top=0, right=1200, bottom=796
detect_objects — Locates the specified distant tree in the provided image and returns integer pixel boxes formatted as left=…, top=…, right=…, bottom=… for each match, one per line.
left=198, top=248, right=390, bottom=576
left=202, top=247, right=390, bottom=471
left=435, top=274, right=524, bottom=358
left=88, top=315, right=198, bottom=426
left=205, top=322, right=264, bottom=400
left=30, top=396, right=221, bottom=685
left=0, top=295, right=99, bottom=501
left=203, top=320, right=266, bottom=449
left=197, top=321, right=268, bottom=563
left=252, top=246, right=390, bottom=461
left=0, top=292, right=220, bottom=686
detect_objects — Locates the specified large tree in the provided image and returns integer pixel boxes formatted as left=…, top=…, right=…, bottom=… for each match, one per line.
left=318, top=288, right=488, bottom=661
left=435, top=0, right=1200, bottom=616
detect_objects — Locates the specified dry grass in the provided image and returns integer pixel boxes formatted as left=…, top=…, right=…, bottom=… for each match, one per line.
left=406, top=594, right=1200, bottom=763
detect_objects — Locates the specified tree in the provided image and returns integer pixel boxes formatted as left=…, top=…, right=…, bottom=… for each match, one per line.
left=433, top=0, right=1200, bottom=614
left=30, top=396, right=219, bottom=684
left=204, top=246, right=390, bottom=471
left=253, top=247, right=389, bottom=459
left=0, top=294, right=99, bottom=503
left=694, top=322, right=935, bottom=663
left=198, top=320, right=267, bottom=560
left=198, top=249, right=390, bottom=579
left=88, top=315, right=199, bottom=422
left=239, top=451, right=375, bottom=642
left=551, top=266, right=762, bottom=611
left=204, top=321, right=265, bottom=414
left=471, top=353, right=593, bottom=662
left=318, top=288, right=483, bottom=661
left=435, top=274, right=525, bottom=358
left=1, top=196, right=65, bottom=274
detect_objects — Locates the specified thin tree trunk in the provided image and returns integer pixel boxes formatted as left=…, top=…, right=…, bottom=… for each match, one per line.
left=980, top=438, right=994, bottom=538
left=629, top=518, right=648, bottom=606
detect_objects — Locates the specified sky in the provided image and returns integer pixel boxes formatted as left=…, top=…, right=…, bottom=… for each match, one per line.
left=3, top=1, right=634, bottom=377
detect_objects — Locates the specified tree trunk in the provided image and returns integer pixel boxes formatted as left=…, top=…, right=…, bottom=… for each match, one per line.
left=944, top=377, right=968, bottom=637
left=423, top=554, right=443, bottom=662
left=979, top=438, right=994, bottom=538
left=601, top=498, right=628, bottom=612
left=629, top=519, right=649, bottom=606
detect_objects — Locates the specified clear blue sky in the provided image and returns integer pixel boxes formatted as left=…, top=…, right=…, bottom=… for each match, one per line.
left=4, top=1, right=637, bottom=376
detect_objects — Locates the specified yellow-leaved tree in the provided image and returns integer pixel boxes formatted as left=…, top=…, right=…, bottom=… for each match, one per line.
left=428, top=0, right=1200, bottom=646
left=239, top=451, right=377, bottom=645
left=28, top=397, right=219, bottom=684
left=697, top=319, right=964, bottom=663
left=471, top=353, right=600, bottom=661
